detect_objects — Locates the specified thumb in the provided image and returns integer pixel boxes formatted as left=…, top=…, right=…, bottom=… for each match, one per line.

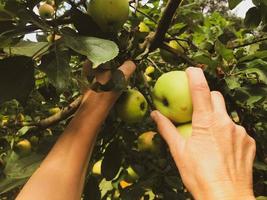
left=151, top=110, right=185, bottom=153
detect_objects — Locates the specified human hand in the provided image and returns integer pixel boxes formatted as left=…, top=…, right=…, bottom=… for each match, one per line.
left=151, top=67, right=256, bottom=200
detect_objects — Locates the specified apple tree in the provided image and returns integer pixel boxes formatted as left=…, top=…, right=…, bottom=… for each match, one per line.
left=0, top=0, right=266, bottom=199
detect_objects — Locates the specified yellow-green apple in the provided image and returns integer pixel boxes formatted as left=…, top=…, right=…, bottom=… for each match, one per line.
left=39, top=3, right=55, bottom=19
left=87, top=0, right=129, bottom=33
left=177, top=123, right=192, bottom=138
left=92, top=159, right=102, bottom=176
left=137, top=131, right=161, bottom=153
left=15, top=139, right=32, bottom=156
left=145, top=65, right=155, bottom=75
left=153, top=71, right=192, bottom=123
left=49, top=107, right=60, bottom=114
left=115, top=89, right=148, bottom=123
left=160, top=40, right=188, bottom=64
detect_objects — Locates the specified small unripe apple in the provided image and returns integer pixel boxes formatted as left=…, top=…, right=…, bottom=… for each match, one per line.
left=138, top=22, right=150, bottom=33
left=87, top=0, right=129, bottom=33
left=115, top=89, right=148, bottom=124
left=177, top=123, right=192, bottom=138
left=49, top=107, right=60, bottom=115
left=92, top=160, right=102, bottom=176
left=153, top=71, right=192, bottom=123
left=39, top=3, right=55, bottom=19
left=145, top=65, right=155, bottom=75
left=15, top=139, right=32, bottom=156
left=137, top=131, right=161, bottom=153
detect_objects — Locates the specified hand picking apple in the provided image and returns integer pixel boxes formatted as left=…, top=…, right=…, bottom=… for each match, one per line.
left=151, top=67, right=256, bottom=200
left=16, top=61, right=256, bottom=200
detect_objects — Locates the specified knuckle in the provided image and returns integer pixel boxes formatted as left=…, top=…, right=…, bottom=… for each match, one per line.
left=248, top=136, right=256, bottom=149
left=220, top=117, right=235, bottom=130
left=192, top=81, right=208, bottom=92
left=235, top=125, right=247, bottom=134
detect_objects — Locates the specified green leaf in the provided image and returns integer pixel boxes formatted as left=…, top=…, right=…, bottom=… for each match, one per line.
left=228, top=0, right=243, bottom=9
left=254, top=161, right=267, bottom=171
left=225, top=76, right=241, bottom=90
left=215, top=40, right=234, bottom=61
left=244, top=68, right=267, bottom=85
left=3, top=41, right=50, bottom=57
left=101, top=141, right=123, bottom=181
left=0, top=56, right=34, bottom=104
left=39, top=50, right=71, bottom=91
left=0, top=151, right=44, bottom=194
left=0, top=3, right=15, bottom=21
left=63, top=35, right=119, bottom=68
left=192, top=52, right=219, bottom=69
left=244, top=7, right=262, bottom=28
left=239, top=51, right=267, bottom=62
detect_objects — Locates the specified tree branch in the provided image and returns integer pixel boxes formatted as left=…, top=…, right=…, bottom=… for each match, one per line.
left=149, top=0, right=183, bottom=51
left=231, top=37, right=267, bottom=49
left=35, top=96, right=82, bottom=130
left=22, top=0, right=189, bottom=130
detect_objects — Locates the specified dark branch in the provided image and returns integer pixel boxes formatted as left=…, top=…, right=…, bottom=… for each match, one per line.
left=231, top=37, right=267, bottom=49
left=35, top=96, right=82, bottom=130
left=149, top=0, right=183, bottom=51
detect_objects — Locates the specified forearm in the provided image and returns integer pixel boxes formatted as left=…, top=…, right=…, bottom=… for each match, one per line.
left=16, top=90, right=119, bottom=200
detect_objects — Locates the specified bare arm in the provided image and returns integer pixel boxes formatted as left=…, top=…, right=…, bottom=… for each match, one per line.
left=151, top=67, right=256, bottom=200
left=16, top=61, right=136, bottom=200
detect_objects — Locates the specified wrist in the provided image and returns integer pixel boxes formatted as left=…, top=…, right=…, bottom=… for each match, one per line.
left=192, top=181, right=255, bottom=200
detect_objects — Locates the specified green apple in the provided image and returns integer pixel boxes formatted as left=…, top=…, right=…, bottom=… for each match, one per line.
left=137, top=131, right=161, bottom=153
left=177, top=123, right=192, bottom=138
left=153, top=71, right=192, bottom=123
left=92, top=159, right=102, bottom=176
left=87, top=0, right=129, bottom=33
left=115, top=89, right=148, bottom=123
left=15, top=139, right=32, bottom=156
left=160, top=40, right=187, bottom=64
left=39, top=3, right=55, bottom=19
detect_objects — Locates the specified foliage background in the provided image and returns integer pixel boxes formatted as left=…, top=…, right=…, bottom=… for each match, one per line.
left=0, top=0, right=266, bottom=199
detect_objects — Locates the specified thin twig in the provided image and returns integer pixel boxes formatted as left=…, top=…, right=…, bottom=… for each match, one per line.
left=161, top=43, right=198, bottom=67
left=231, top=37, right=267, bottom=49
left=36, top=96, right=82, bottom=130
